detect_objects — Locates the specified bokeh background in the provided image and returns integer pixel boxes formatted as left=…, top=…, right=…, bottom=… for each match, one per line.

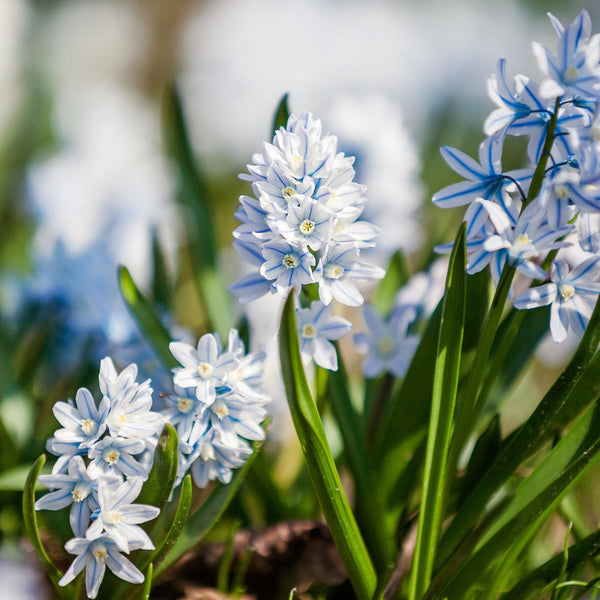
left=0, top=0, right=599, bottom=597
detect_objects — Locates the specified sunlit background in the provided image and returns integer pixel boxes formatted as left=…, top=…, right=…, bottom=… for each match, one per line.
left=1, top=0, right=599, bottom=597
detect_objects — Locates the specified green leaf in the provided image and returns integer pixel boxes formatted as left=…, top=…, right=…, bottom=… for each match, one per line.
left=140, top=564, right=153, bottom=600
left=151, top=228, right=170, bottom=308
left=502, top=532, right=600, bottom=600
left=279, top=292, right=377, bottom=600
left=161, top=84, right=231, bottom=339
left=118, top=265, right=178, bottom=370
left=154, top=433, right=266, bottom=578
left=137, top=424, right=179, bottom=512
left=373, top=250, right=411, bottom=315
left=327, top=349, right=395, bottom=572
left=162, top=84, right=216, bottom=269
left=149, top=475, right=192, bottom=572
left=434, top=401, right=600, bottom=599
left=436, top=292, right=600, bottom=571
left=22, top=455, right=73, bottom=600
left=272, top=94, right=290, bottom=133
left=374, top=265, right=488, bottom=520
left=408, top=222, right=466, bottom=600
left=459, top=414, right=501, bottom=504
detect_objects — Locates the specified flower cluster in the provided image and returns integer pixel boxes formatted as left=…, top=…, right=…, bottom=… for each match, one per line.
left=167, top=329, right=269, bottom=488
left=37, top=358, right=163, bottom=598
left=353, top=258, right=446, bottom=378
left=230, top=112, right=385, bottom=306
left=433, top=10, right=600, bottom=343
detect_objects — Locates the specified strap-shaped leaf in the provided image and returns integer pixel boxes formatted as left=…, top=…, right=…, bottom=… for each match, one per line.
left=154, top=434, right=266, bottom=578
left=162, top=84, right=216, bottom=268
left=140, top=564, right=153, bottom=600
left=23, top=455, right=74, bottom=600
left=436, top=292, right=600, bottom=570
left=374, top=266, right=487, bottom=520
left=502, top=530, right=600, bottom=600
left=118, top=265, right=177, bottom=370
left=272, top=93, right=290, bottom=132
left=328, top=349, right=395, bottom=572
left=433, top=401, right=600, bottom=599
left=408, top=222, right=466, bottom=600
left=279, top=292, right=377, bottom=600
left=148, top=475, right=192, bottom=572
left=151, top=228, right=170, bottom=308
left=137, top=424, right=179, bottom=512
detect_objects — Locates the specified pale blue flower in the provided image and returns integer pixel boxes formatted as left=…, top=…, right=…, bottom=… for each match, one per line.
left=86, top=477, right=159, bottom=552
left=35, top=456, right=104, bottom=537
left=184, top=425, right=252, bottom=488
left=272, top=196, right=334, bottom=251
left=51, top=388, right=109, bottom=449
left=296, top=301, right=352, bottom=371
left=99, top=357, right=163, bottom=441
left=162, top=386, right=202, bottom=443
left=59, top=535, right=144, bottom=599
left=485, top=59, right=552, bottom=137
left=231, top=111, right=382, bottom=304
left=87, top=436, right=147, bottom=481
left=314, top=244, right=385, bottom=307
left=474, top=198, right=572, bottom=285
left=259, top=239, right=315, bottom=294
left=169, top=334, right=238, bottom=404
left=353, top=304, right=419, bottom=378
left=432, top=134, right=532, bottom=210
left=514, top=256, right=600, bottom=342
left=532, top=11, right=600, bottom=100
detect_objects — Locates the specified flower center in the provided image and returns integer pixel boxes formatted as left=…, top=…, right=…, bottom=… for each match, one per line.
left=92, top=542, right=108, bottom=562
left=213, top=399, right=229, bottom=420
left=200, top=444, right=215, bottom=461
left=282, top=254, right=298, bottom=269
left=299, top=219, right=315, bottom=235
left=283, top=186, right=295, bottom=199
left=72, top=483, right=91, bottom=503
left=377, top=337, right=396, bottom=356
left=559, top=284, right=576, bottom=300
left=197, top=362, right=214, bottom=379
left=81, top=419, right=98, bottom=436
left=177, top=397, right=194, bottom=413
left=555, top=185, right=569, bottom=200
left=104, top=510, right=122, bottom=524
left=103, top=447, right=120, bottom=465
left=324, top=263, right=345, bottom=280
left=301, top=324, right=318, bottom=339
left=565, top=66, right=579, bottom=82
left=291, top=154, right=303, bottom=169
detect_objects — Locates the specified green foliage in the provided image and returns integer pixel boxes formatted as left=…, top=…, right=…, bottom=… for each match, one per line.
left=279, top=292, right=377, bottom=600
left=409, top=223, right=466, bottom=600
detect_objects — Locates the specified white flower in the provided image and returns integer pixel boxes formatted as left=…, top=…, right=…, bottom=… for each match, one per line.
left=514, top=257, right=600, bottom=342
left=354, top=304, right=420, bottom=378
left=296, top=301, right=352, bottom=371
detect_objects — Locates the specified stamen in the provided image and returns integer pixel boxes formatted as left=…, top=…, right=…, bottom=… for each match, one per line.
left=282, top=254, right=298, bottom=269
left=299, top=219, right=315, bottom=235
left=301, top=324, right=318, bottom=339
left=559, top=284, right=576, bottom=300
left=81, top=419, right=98, bottom=436
left=324, top=263, right=344, bottom=280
